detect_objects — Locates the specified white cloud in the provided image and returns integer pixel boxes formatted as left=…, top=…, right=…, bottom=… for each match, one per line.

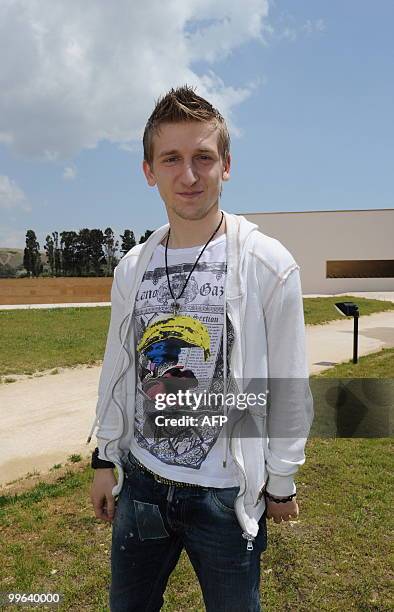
left=63, top=166, right=77, bottom=180
left=0, top=225, right=29, bottom=248
left=0, top=175, right=31, bottom=212
left=0, top=0, right=270, bottom=160
left=302, top=19, right=326, bottom=35
left=266, top=10, right=326, bottom=43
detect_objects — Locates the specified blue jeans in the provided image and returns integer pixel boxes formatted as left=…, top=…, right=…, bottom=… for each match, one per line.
left=109, top=451, right=268, bottom=611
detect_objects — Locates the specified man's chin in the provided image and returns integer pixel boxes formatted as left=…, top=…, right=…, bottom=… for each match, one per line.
left=171, top=202, right=218, bottom=221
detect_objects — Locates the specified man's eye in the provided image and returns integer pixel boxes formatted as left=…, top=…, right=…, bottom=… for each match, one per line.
left=163, top=155, right=212, bottom=163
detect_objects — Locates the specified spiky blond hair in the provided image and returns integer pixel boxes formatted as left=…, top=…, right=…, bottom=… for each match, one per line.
left=143, top=85, right=230, bottom=168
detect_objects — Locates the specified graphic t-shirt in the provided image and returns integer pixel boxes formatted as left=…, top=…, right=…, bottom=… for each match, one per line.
left=130, top=233, right=240, bottom=486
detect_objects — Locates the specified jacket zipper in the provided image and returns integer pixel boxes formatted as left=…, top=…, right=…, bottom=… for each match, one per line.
left=242, top=532, right=255, bottom=551
left=254, top=487, right=266, bottom=508
left=253, top=428, right=268, bottom=508
left=225, top=267, right=257, bottom=552
left=228, top=409, right=256, bottom=551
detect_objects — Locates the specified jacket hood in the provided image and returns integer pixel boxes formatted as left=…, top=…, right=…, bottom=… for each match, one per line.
left=222, top=211, right=259, bottom=299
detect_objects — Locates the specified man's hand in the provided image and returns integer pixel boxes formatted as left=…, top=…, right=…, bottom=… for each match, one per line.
left=266, top=497, right=299, bottom=524
left=90, top=469, right=118, bottom=523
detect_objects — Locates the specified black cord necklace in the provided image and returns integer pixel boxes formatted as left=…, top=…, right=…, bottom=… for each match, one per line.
left=165, top=211, right=224, bottom=315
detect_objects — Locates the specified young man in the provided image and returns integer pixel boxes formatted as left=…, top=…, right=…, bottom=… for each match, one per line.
left=89, top=85, right=313, bottom=611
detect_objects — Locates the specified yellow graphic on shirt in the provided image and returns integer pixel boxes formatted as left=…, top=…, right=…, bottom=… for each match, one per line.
left=137, top=315, right=211, bottom=361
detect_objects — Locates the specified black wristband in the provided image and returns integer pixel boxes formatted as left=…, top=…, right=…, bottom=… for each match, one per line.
left=91, top=447, right=115, bottom=469
left=264, top=490, right=296, bottom=504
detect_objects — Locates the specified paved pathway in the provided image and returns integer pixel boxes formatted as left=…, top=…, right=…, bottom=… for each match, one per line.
left=0, top=364, right=99, bottom=487
left=1, top=291, right=393, bottom=309
left=307, top=310, right=394, bottom=374
left=0, top=307, right=393, bottom=488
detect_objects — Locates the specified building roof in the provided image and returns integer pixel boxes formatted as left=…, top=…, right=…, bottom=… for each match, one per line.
left=241, top=208, right=393, bottom=215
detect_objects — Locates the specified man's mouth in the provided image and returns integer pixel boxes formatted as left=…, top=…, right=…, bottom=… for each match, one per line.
left=177, top=191, right=203, bottom=198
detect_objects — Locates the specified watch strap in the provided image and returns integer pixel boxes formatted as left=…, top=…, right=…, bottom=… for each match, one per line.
left=91, top=447, right=115, bottom=469
left=264, top=490, right=296, bottom=503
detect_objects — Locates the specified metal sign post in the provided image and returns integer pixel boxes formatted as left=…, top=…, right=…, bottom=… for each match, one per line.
left=334, top=301, right=360, bottom=364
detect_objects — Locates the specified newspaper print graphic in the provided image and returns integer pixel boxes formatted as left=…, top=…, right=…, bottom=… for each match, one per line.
left=134, top=257, right=235, bottom=469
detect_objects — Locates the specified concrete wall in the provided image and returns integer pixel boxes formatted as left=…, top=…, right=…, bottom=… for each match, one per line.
left=0, top=277, right=112, bottom=305
left=242, top=209, right=394, bottom=294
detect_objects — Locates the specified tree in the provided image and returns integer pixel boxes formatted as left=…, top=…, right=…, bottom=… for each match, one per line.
left=60, top=231, right=78, bottom=276
left=0, top=263, right=16, bottom=278
left=44, top=235, right=55, bottom=276
left=76, top=228, right=92, bottom=276
left=23, top=230, right=42, bottom=277
left=139, top=229, right=154, bottom=244
left=89, top=229, right=106, bottom=276
left=103, top=227, right=119, bottom=276
left=52, top=231, right=61, bottom=276
left=120, top=229, right=136, bottom=256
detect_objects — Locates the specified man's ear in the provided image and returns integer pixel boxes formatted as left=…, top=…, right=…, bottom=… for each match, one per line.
left=142, top=159, right=157, bottom=187
left=222, top=153, right=231, bottom=182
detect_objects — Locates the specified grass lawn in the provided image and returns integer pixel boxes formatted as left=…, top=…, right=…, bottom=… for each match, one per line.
left=309, top=348, right=394, bottom=438
left=0, top=437, right=392, bottom=611
left=313, top=346, right=394, bottom=379
left=303, top=295, right=394, bottom=326
left=1, top=296, right=393, bottom=378
left=0, top=347, right=393, bottom=611
left=0, top=306, right=110, bottom=377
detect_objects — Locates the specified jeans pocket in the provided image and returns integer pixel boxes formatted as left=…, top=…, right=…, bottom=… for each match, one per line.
left=210, top=486, right=240, bottom=513
left=123, top=452, right=139, bottom=479
left=133, top=500, right=169, bottom=540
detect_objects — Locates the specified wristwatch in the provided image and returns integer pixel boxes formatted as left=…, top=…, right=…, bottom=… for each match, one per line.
left=91, top=447, right=115, bottom=469
left=264, top=489, right=297, bottom=503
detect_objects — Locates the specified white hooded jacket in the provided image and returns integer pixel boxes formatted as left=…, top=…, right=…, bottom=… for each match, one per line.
left=87, top=210, right=314, bottom=548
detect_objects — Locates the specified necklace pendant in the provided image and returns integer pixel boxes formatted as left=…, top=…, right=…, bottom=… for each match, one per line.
left=171, top=301, right=180, bottom=315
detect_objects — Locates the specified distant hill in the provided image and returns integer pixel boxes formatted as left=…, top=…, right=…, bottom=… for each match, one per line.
left=0, top=248, right=48, bottom=277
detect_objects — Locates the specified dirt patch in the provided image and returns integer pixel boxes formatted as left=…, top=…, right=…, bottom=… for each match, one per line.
left=0, top=456, right=93, bottom=497
left=0, top=361, right=102, bottom=384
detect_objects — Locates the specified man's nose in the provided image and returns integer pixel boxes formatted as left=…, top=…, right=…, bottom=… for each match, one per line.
left=179, top=162, right=199, bottom=185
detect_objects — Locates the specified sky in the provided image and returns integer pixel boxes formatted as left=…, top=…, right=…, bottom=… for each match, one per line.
left=0, top=0, right=393, bottom=249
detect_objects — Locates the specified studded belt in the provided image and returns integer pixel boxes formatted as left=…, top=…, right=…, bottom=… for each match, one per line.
left=127, top=452, right=205, bottom=488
